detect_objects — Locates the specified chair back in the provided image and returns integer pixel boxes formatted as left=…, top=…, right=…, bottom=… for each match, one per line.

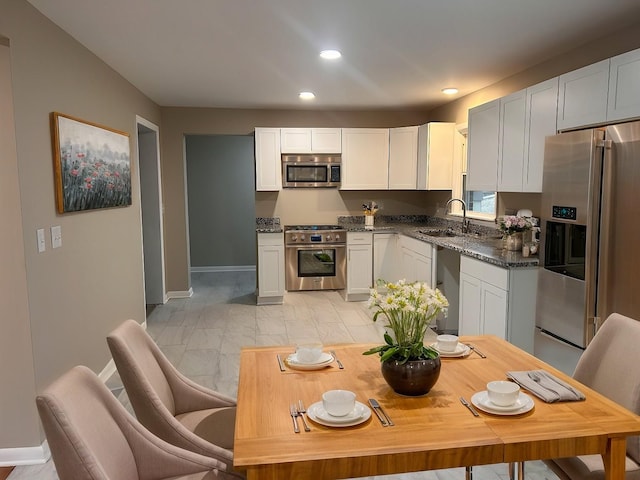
left=573, top=312, right=640, bottom=464
left=107, top=319, right=177, bottom=417
left=36, top=366, right=139, bottom=480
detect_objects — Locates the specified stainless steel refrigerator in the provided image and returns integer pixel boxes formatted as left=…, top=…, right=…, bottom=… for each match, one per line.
left=535, top=120, right=640, bottom=375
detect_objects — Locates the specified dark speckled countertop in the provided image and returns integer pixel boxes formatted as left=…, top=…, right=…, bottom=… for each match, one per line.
left=338, top=216, right=538, bottom=269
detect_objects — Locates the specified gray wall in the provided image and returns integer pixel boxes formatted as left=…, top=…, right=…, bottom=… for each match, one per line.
left=186, top=135, right=256, bottom=268
left=0, top=0, right=160, bottom=452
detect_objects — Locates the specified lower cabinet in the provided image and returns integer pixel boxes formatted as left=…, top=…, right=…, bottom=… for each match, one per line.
left=345, top=232, right=373, bottom=301
left=458, top=256, right=537, bottom=353
left=398, top=235, right=436, bottom=287
left=257, top=232, right=285, bottom=305
left=373, top=233, right=398, bottom=284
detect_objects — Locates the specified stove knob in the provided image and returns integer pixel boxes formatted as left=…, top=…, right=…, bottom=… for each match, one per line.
left=300, top=234, right=305, bottom=241
left=291, top=235, right=297, bottom=242
left=326, top=235, right=332, bottom=242
left=334, top=234, right=341, bottom=241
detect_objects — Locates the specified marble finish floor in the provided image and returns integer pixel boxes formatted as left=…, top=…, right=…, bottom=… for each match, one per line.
left=9, top=271, right=557, bottom=480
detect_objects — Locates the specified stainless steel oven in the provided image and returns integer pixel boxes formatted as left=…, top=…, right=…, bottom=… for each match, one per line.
left=285, top=225, right=346, bottom=291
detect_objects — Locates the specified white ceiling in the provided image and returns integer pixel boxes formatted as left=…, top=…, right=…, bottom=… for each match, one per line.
left=26, top=0, right=640, bottom=110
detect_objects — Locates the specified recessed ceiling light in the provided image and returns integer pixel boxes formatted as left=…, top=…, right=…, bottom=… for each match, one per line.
left=299, top=91, right=316, bottom=100
left=442, top=87, right=459, bottom=95
left=320, top=49, right=342, bottom=60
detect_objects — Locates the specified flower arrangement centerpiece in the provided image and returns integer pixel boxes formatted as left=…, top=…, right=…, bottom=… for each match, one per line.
left=363, top=202, right=379, bottom=228
left=498, top=215, right=532, bottom=236
left=363, top=279, right=448, bottom=396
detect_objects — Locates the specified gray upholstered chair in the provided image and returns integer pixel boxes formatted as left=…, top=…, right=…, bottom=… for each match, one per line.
left=36, top=365, right=241, bottom=480
left=107, top=320, right=240, bottom=476
left=520, top=313, right=640, bottom=480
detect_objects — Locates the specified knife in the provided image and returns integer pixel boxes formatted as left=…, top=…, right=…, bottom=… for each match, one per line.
left=459, top=396, right=480, bottom=417
left=369, top=398, right=394, bottom=426
left=276, top=354, right=285, bottom=372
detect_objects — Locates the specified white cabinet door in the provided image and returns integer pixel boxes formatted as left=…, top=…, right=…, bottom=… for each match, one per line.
left=341, top=128, right=390, bottom=190
left=280, top=128, right=342, bottom=153
left=467, top=99, right=499, bottom=191
left=497, top=89, right=527, bottom=192
left=607, top=48, right=640, bottom=123
left=459, top=272, right=482, bottom=336
left=523, top=77, right=558, bottom=192
left=480, top=282, right=508, bottom=338
left=398, top=236, right=435, bottom=287
left=311, top=128, right=341, bottom=153
left=557, top=59, right=610, bottom=131
left=257, top=233, right=285, bottom=304
left=280, top=128, right=311, bottom=153
left=255, top=128, right=281, bottom=191
left=373, top=233, right=398, bottom=284
left=347, top=232, right=372, bottom=295
left=388, top=126, right=418, bottom=189
left=417, top=122, right=455, bottom=190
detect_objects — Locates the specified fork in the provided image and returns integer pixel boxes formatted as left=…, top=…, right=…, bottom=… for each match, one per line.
left=527, top=371, right=560, bottom=396
left=297, top=400, right=311, bottom=432
left=289, top=404, right=300, bottom=433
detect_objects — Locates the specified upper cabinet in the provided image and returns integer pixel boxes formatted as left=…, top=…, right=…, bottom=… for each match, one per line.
left=468, top=78, right=558, bottom=193
left=417, top=123, right=455, bottom=190
left=388, top=126, right=418, bottom=189
left=607, top=48, right=640, bottom=123
left=255, top=127, right=282, bottom=191
left=467, top=99, right=500, bottom=191
left=557, top=59, right=610, bottom=131
left=280, top=128, right=342, bottom=153
left=341, top=128, right=390, bottom=190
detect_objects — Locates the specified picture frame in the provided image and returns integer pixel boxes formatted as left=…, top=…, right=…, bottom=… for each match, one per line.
left=51, top=112, right=131, bottom=213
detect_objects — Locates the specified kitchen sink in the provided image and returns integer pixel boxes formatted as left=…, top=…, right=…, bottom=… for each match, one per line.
left=418, top=229, right=459, bottom=237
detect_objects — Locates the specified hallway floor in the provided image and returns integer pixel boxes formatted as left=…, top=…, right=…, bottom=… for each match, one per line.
left=8, top=271, right=557, bottom=480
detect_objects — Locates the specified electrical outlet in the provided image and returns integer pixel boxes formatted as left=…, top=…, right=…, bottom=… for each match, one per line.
left=37, top=228, right=46, bottom=253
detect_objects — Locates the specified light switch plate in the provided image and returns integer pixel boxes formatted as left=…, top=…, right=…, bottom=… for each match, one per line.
left=51, top=225, right=62, bottom=248
left=37, top=228, right=46, bottom=253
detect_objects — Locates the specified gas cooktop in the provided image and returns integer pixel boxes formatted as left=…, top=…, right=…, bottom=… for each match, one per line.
left=284, top=225, right=344, bottom=231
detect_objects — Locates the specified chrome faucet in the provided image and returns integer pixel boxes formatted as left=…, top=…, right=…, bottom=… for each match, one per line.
left=445, top=198, right=470, bottom=234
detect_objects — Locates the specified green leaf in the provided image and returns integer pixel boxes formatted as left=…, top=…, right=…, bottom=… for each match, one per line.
left=383, top=332, right=394, bottom=346
left=380, top=346, right=399, bottom=362
left=362, top=345, right=388, bottom=355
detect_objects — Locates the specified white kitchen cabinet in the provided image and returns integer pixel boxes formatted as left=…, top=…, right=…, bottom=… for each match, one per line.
left=417, top=122, right=455, bottom=190
left=280, top=128, right=341, bottom=153
left=341, top=128, right=390, bottom=190
left=467, top=99, right=500, bottom=191
left=497, top=89, right=527, bottom=192
left=388, top=126, right=418, bottom=189
left=607, top=48, right=640, bottom=123
left=257, top=233, right=285, bottom=305
left=398, top=235, right=436, bottom=287
left=254, top=128, right=282, bottom=191
left=458, top=256, right=537, bottom=353
left=557, top=59, right=610, bottom=131
left=522, top=77, right=559, bottom=192
left=345, top=232, right=373, bottom=301
left=373, top=233, right=398, bottom=284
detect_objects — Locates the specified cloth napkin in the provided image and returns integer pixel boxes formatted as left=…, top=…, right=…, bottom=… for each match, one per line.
left=506, top=369, right=586, bottom=403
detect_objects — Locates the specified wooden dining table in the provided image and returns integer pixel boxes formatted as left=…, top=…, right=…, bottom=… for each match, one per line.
left=233, top=335, right=640, bottom=480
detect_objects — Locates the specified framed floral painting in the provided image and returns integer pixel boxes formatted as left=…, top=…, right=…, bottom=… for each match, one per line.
left=52, top=112, right=131, bottom=213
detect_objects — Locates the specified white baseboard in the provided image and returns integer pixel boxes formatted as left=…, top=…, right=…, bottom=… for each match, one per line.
left=0, top=441, right=50, bottom=466
left=190, top=265, right=256, bottom=273
left=166, top=288, right=193, bottom=299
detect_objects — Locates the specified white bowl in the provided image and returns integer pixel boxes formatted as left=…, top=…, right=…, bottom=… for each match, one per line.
left=295, top=342, right=323, bottom=364
left=487, top=380, right=520, bottom=407
left=322, top=390, right=356, bottom=417
left=436, top=334, right=459, bottom=352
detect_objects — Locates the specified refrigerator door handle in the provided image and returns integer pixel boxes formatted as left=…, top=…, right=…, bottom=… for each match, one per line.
left=594, top=139, right=614, bottom=339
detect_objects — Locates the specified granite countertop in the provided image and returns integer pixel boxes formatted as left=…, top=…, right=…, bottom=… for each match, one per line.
left=255, top=217, right=283, bottom=233
left=339, top=217, right=539, bottom=269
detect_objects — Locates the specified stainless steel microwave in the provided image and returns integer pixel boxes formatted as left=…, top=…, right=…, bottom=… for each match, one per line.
left=281, top=154, right=341, bottom=188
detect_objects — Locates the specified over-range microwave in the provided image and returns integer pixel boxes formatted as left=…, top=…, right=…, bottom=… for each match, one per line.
left=281, top=154, right=341, bottom=188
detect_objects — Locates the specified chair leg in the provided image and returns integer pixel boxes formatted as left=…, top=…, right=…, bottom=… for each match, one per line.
left=465, top=466, right=472, bottom=480
left=508, top=461, right=525, bottom=480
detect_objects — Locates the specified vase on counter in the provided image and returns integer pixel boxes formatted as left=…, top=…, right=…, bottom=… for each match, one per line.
left=365, top=214, right=374, bottom=229
left=504, top=232, right=523, bottom=252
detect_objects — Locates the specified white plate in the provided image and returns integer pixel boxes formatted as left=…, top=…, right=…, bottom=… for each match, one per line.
left=285, top=352, right=334, bottom=370
left=471, top=391, right=534, bottom=415
left=306, top=401, right=371, bottom=427
left=429, top=343, right=471, bottom=358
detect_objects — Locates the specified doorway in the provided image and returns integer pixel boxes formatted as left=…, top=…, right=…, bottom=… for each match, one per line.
left=136, top=116, right=166, bottom=307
